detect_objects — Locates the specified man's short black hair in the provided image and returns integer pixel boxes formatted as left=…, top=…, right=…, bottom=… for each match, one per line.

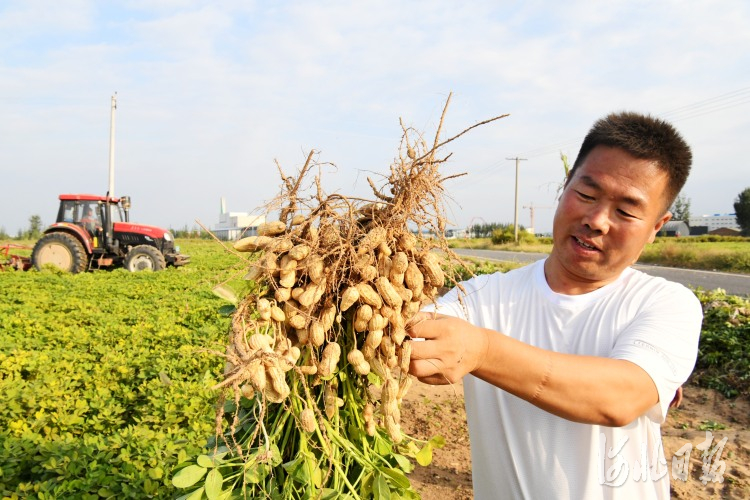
left=569, top=112, right=692, bottom=210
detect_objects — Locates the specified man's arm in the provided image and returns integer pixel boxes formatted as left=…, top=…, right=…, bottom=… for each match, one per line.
left=408, top=313, right=659, bottom=427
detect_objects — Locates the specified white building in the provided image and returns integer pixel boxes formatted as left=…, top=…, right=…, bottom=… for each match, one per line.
left=688, top=214, right=740, bottom=232
left=212, top=198, right=266, bottom=241
left=445, top=228, right=468, bottom=239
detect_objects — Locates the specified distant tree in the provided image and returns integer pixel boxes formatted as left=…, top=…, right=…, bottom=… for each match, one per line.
left=470, top=222, right=504, bottom=238
left=170, top=225, right=191, bottom=238
left=734, top=187, right=750, bottom=236
left=170, top=225, right=209, bottom=239
left=670, top=194, right=692, bottom=223
left=490, top=223, right=536, bottom=245
left=0, top=226, right=8, bottom=240
left=27, top=215, right=43, bottom=240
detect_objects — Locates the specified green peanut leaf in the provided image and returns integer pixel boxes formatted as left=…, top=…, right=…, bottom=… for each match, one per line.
left=392, top=453, right=414, bottom=473
left=416, top=443, right=433, bottom=466
left=175, top=487, right=205, bottom=500
left=269, top=443, right=283, bottom=466
left=197, top=455, right=216, bottom=468
left=429, top=435, right=446, bottom=448
left=373, top=473, right=392, bottom=500
left=311, top=459, right=323, bottom=488
left=218, top=304, right=236, bottom=316
left=381, top=467, right=411, bottom=490
left=320, top=489, right=340, bottom=500
left=205, top=468, right=224, bottom=500
left=374, top=438, right=390, bottom=456
left=172, top=464, right=208, bottom=488
left=148, top=466, right=164, bottom=479
left=282, top=457, right=307, bottom=484
left=244, top=462, right=268, bottom=484
left=360, top=471, right=374, bottom=499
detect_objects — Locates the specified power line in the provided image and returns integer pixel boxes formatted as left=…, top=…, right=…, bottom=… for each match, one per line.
left=658, top=86, right=750, bottom=119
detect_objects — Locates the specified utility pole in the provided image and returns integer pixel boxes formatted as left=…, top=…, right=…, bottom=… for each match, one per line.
left=108, top=93, right=117, bottom=198
left=522, top=203, right=554, bottom=235
left=507, top=157, right=527, bottom=243
left=106, top=93, right=117, bottom=249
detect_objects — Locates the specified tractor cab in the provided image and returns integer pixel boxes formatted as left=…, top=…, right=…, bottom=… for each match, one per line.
left=58, top=197, right=109, bottom=236
left=56, top=194, right=126, bottom=248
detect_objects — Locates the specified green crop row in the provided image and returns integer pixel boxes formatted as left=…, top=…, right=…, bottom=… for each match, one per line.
left=691, top=288, right=750, bottom=398
left=0, top=240, right=246, bottom=499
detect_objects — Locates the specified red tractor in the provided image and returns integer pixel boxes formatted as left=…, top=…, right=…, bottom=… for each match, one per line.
left=31, top=193, right=189, bottom=273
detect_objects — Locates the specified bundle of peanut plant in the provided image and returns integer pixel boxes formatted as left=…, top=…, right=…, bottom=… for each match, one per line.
left=173, top=95, right=507, bottom=499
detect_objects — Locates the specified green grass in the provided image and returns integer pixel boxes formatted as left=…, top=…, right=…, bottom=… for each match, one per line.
left=0, top=239, right=245, bottom=499
left=639, top=239, right=750, bottom=273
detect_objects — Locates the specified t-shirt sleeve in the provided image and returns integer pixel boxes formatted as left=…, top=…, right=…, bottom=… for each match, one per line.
left=609, top=282, right=703, bottom=422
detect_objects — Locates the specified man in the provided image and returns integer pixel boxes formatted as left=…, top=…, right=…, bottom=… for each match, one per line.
left=407, top=112, right=702, bottom=499
left=80, top=206, right=101, bottom=233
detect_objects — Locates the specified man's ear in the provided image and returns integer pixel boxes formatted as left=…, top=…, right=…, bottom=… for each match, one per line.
left=649, top=211, right=673, bottom=243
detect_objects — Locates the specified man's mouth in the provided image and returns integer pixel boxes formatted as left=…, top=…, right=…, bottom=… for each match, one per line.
left=574, top=236, right=598, bottom=251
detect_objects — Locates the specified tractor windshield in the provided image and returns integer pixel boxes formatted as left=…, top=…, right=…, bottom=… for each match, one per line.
left=101, top=203, right=125, bottom=226
left=59, top=200, right=98, bottom=226
left=58, top=200, right=101, bottom=234
left=112, top=204, right=126, bottom=223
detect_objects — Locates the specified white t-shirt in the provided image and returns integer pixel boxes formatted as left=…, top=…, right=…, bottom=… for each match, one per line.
left=429, top=259, right=702, bottom=500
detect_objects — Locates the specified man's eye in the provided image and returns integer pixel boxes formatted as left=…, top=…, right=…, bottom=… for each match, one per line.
left=575, top=190, right=594, bottom=201
left=618, top=209, right=636, bottom=218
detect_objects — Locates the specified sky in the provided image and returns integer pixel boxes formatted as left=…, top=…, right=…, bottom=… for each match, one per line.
left=1, top=0, right=749, bottom=237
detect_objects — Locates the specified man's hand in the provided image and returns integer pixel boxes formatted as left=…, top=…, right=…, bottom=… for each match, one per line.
left=406, top=312, right=489, bottom=385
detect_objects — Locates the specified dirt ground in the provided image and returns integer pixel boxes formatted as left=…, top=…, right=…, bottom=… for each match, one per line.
left=401, top=380, right=750, bottom=499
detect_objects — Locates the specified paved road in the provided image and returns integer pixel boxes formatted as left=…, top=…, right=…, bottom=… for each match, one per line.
left=452, top=248, right=750, bottom=297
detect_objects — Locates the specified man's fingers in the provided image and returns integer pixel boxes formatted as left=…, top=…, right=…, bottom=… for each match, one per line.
left=406, top=311, right=448, bottom=339
left=416, top=374, right=452, bottom=386
left=409, top=357, right=439, bottom=378
left=409, top=358, right=450, bottom=384
left=407, top=335, right=443, bottom=360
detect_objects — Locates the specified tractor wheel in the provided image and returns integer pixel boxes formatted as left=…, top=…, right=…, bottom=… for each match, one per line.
left=124, top=245, right=166, bottom=272
left=31, top=233, right=89, bottom=273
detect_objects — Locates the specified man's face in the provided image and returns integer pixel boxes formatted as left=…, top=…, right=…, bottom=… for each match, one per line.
left=546, top=145, right=672, bottom=294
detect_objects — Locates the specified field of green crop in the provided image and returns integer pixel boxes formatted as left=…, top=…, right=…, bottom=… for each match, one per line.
left=0, top=240, right=247, bottom=499
left=1, top=239, right=748, bottom=498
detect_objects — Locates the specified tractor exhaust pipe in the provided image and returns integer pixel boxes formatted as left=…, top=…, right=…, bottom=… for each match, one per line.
left=121, top=195, right=131, bottom=222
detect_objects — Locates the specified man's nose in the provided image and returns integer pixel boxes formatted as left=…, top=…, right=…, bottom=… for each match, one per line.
left=581, top=204, right=610, bottom=234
